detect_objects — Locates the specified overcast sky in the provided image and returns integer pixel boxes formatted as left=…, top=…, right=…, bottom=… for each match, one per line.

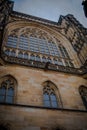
left=13, top=0, right=87, bottom=28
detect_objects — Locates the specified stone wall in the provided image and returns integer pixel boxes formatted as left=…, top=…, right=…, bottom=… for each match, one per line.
left=0, top=65, right=87, bottom=130
left=0, top=65, right=87, bottom=109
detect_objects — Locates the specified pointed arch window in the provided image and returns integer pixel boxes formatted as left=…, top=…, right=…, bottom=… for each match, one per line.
left=24, top=53, right=28, bottom=59
left=42, top=56, right=47, bottom=63
left=0, top=76, right=16, bottom=104
left=18, top=52, right=23, bottom=58
left=53, top=58, right=58, bottom=65
left=79, top=86, right=87, bottom=109
left=47, top=57, right=52, bottom=63
left=10, top=50, right=16, bottom=57
left=36, top=55, right=41, bottom=62
left=30, top=54, right=35, bottom=61
left=5, top=49, right=9, bottom=55
left=43, top=81, right=61, bottom=108
left=58, top=58, right=63, bottom=66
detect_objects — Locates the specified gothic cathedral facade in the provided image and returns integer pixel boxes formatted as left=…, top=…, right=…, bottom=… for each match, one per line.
left=0, top=0, right=87, bottom=130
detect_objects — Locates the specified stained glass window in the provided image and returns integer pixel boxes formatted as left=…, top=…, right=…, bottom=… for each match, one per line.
left=0, top=78, right=15, bottom=103
left=5, top=32, right=73, bottom=67
left=43, top=82, right=58, bottom=108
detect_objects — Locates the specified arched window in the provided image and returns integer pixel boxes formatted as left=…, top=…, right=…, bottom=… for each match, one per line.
left=18, top=52, right=23, bottom=58
left=42, top=56, right=47, bottom=63
left=36, top=55, right=41, bottom=62
left=47, top=57, right=52, bottom=63
left=19, top=35, right=29, bottom=50
left=53, top=58, right=58, bottom=65
left=30, top=54, right=35, bottom=61
left=0, top=76, right=16, bottom=104
left=43, top=81, right=61, bottom=108
left=10, top=50, right=16, bottom=57
left=58, top=59, right=63, bottom=66
left=24, top=53, right=28, bottom=59
left=79, top=86, right=87, bottom=109
left=5, top=50, right=9, bottom=55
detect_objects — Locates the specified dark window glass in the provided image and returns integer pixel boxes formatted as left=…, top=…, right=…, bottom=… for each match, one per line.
left=10, top=51, right=15, bottom=57
left=36, top=56, right=41, bottom=62
left=42, top=57, right=47, bottom=63
left=7, top=36, right=17, bottom=48
left=7, top=87, right=14, bottom=96
left=5, top=50, right=9, bottom=55
left=6, top=35, right=74, bottom=67
left=6, top=87, right=14, bottom=103
left=0, top=86, right=6, bottom=95
left=50, top=93, right=57, bottom=101
left=18, top=52, right=23, bottom=58
left=47, top=57, right=52, bottom=63
left=0, top=79, right=15, bottom=104
left=44, top=93, right=50, bottom=100
left=50, top=93, right=58, bottom=107
left=51, top=101, right=58, bottom=108
left=43, top=84, right=58, bottom=108
left=30, top=54, right=35, bottom=61
left=58, top=59, right=63, bottom=66
left=53, top=58, right=58, bottom=65
left=24, top=53, right=28, bottom=59
left=43, top=93, right=50, bottom=107
left=0, top=86, right=6, bottom=102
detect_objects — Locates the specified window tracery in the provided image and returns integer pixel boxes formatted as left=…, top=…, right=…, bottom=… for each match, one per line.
left=53, top=58, right=58, bottom=65
left=24, top=53, right=28, bottom=59
left=4, top=27, right=74, bottom=68
left=5, top=49, right=9, bottom=55
left=30, top=54, right=35, bottom=61
left=36, top=55, right=41, bottom=62
left=43, top=81, right=61, bottom=108
left=0, top=76, right=16, bottom=104
left=18, top=51, right=23, bottom=58
left=42, top=56, right=47, bottom=63
left=10, top=50, right=15, bottom=57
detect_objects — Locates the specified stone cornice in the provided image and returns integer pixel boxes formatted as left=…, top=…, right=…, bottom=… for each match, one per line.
left=1, top=51, right=83, bottom=75
left=11, top=11, right=58, bottom=27
left=0, top=103, right=87, bottom=113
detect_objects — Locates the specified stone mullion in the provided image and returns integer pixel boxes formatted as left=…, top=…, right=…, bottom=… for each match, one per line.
left=45, top=37, right=50, bottom=56
left=28, top=34, right=30, bottom=52
left=37, top=34, right=40, bottom=54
